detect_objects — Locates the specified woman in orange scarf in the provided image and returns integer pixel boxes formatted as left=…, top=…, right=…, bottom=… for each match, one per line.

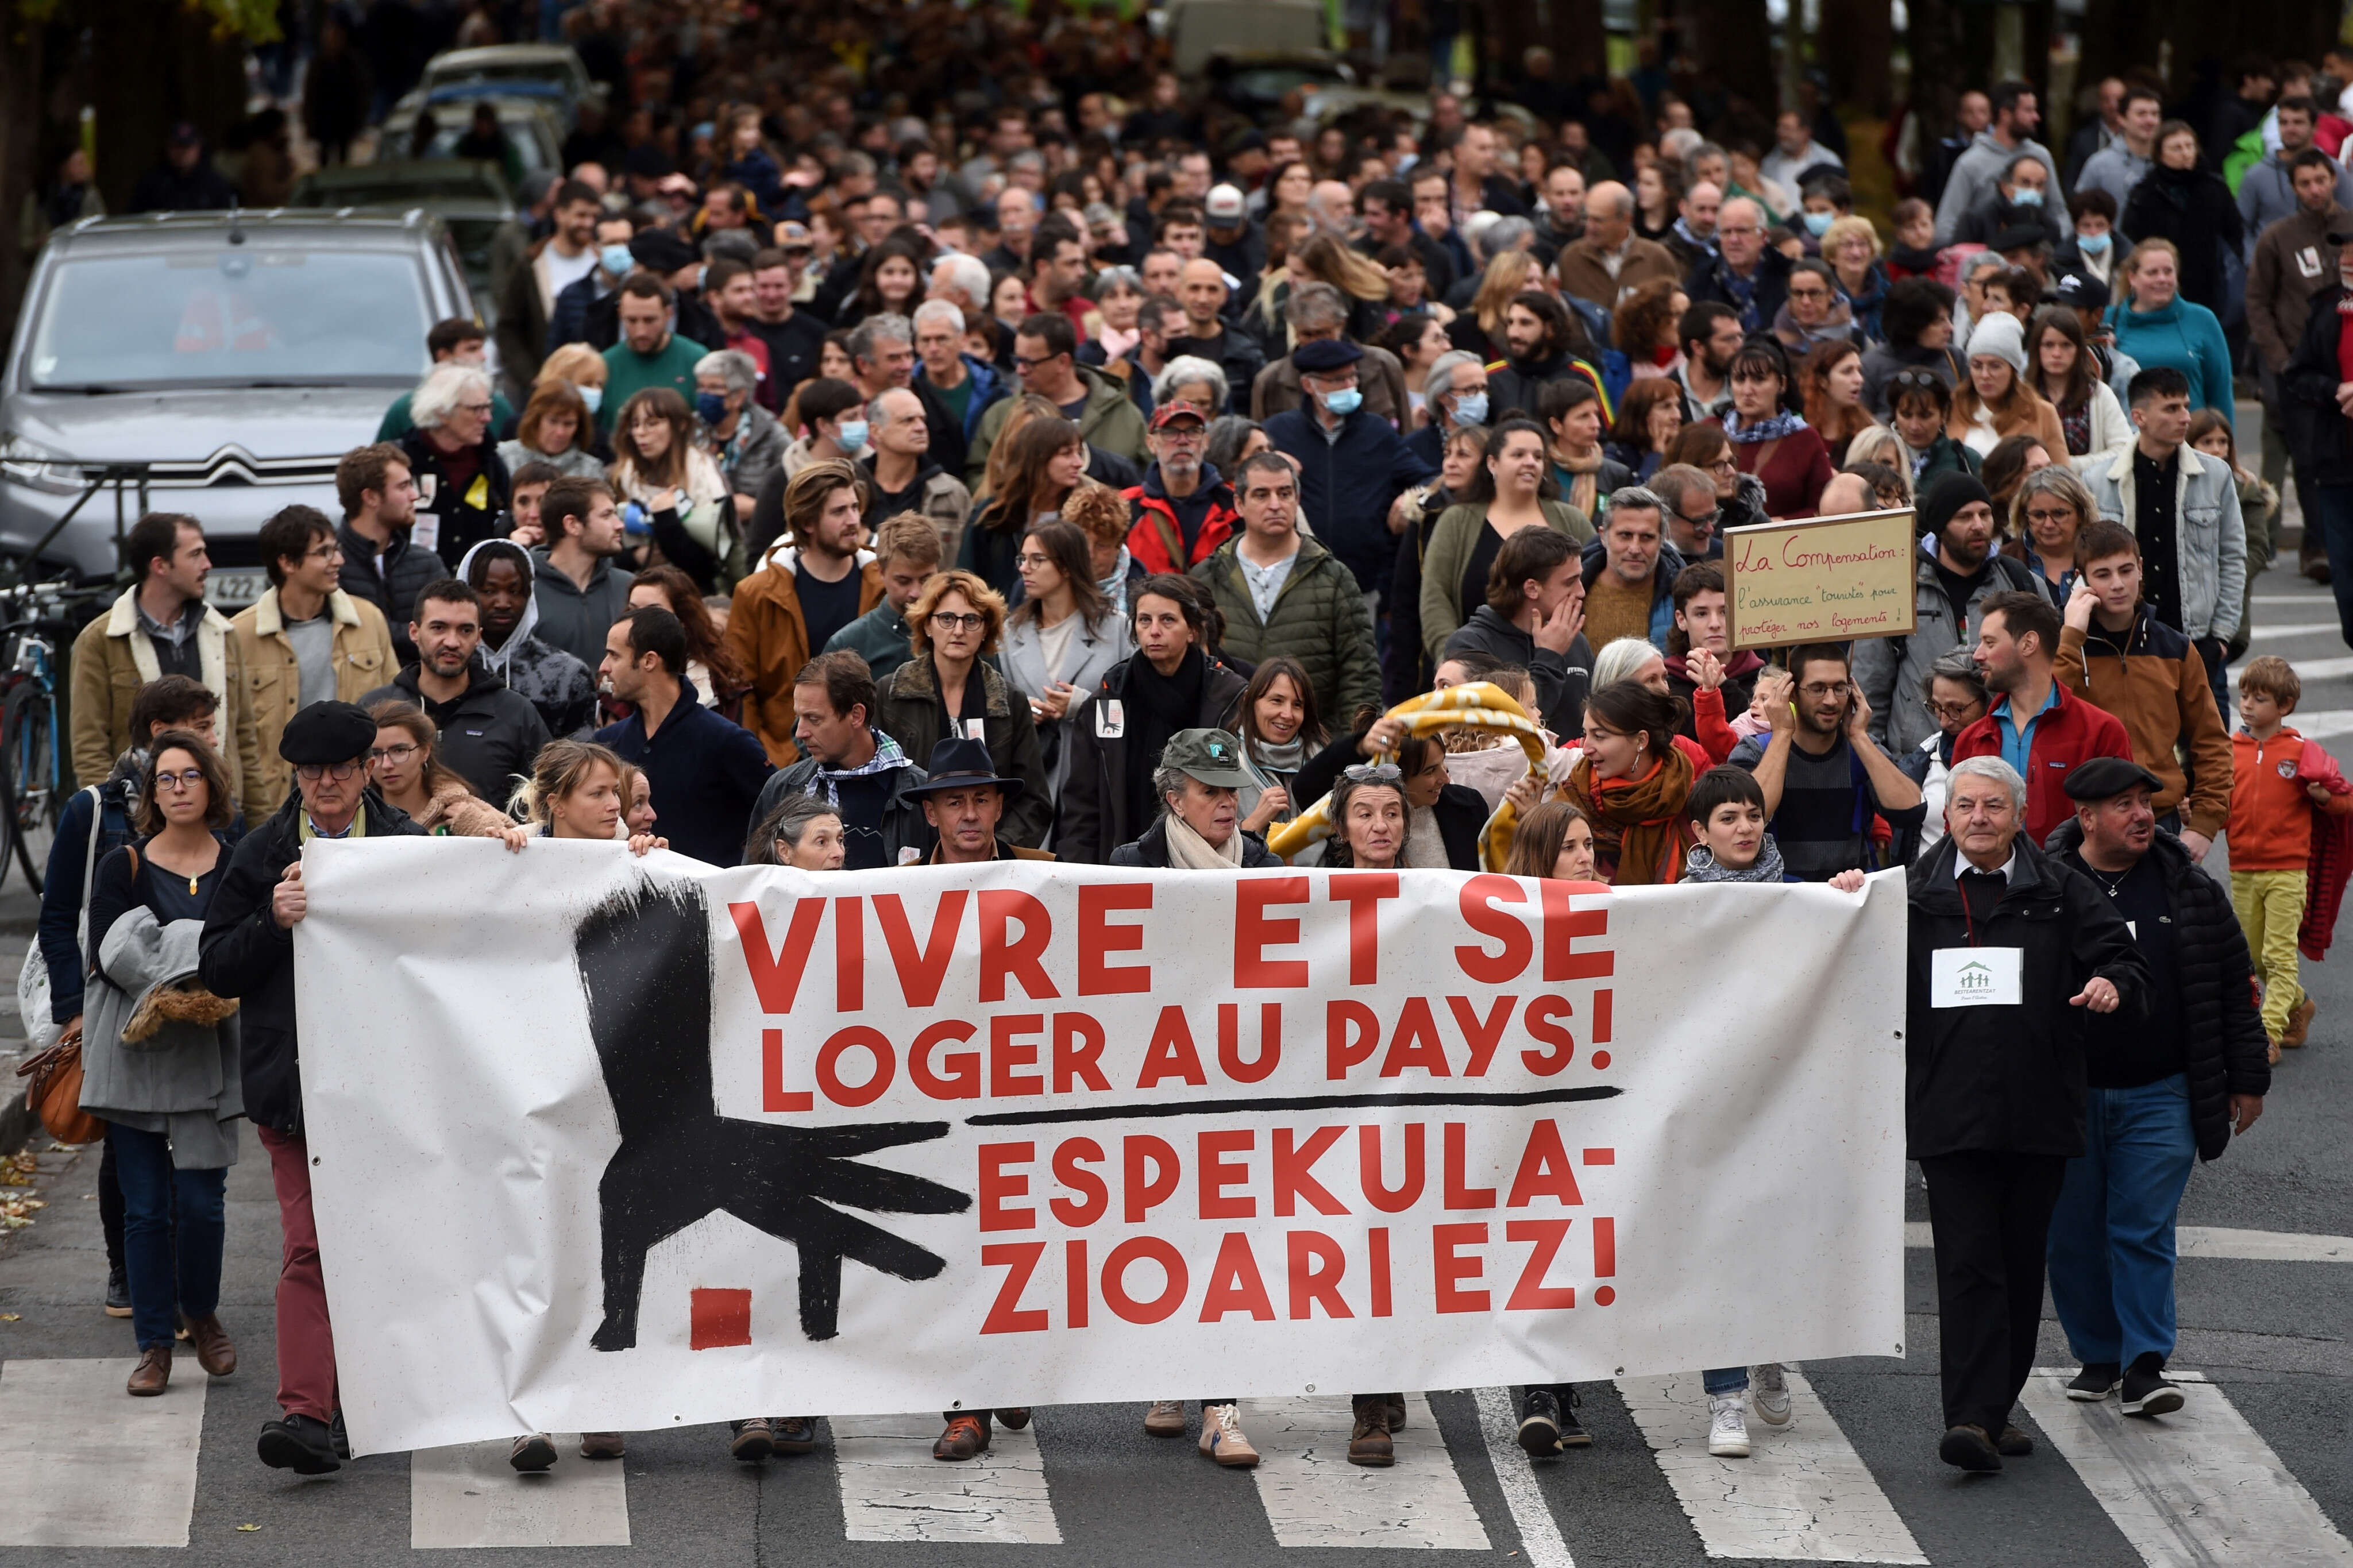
left=1561, top=681, right=1696, bottom=884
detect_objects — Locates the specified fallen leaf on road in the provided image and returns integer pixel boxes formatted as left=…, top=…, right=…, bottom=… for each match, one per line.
left=237, top=1523, right=261, bottom=1532
left=0, top=1314, right=21, bottom=1322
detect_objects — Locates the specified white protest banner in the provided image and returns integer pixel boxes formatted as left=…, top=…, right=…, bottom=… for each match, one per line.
left=294, top=840, right=1907, bottom=1455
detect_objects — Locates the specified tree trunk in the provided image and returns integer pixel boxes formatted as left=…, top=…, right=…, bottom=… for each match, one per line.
left=1548, top=0, right=1606, bottom=83
left=1820, top=0, right=1895, bottom=117
left=0, top=0, right=47, bottom=331
left=1905, top=0, right=1966, bottom=132
left=88, top=0, right=247, bottom=213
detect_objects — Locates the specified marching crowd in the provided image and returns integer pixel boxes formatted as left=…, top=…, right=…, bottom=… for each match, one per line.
left=28, top=0, right=2353, bottom=1496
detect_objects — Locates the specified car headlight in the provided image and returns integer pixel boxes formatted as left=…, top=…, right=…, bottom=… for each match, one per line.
left=0, top=432, right=83, bottom=493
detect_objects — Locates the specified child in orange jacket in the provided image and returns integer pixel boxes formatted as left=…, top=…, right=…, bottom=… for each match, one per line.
left=2227, top=657, right=2353, bottom=1055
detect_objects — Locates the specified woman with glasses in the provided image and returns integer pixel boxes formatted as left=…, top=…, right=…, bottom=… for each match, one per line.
left=1003, top=522, right=1132, bottom=811
left=874, top=569, right=1054, bottom=847
left=610, top=387, right=736, bottom=591
left=1667, top=417, right=1771, bottom=535
left=1718, top=340, right=1835, bottom=518
left=78, top=731, right=246, bottom=1398
left=1899, top=647, right=1989, bottom=860
left=1772, top=260, right=1857, bottom=357
left=400, top=361, right=512, bottom=569
left=364, top=701, right=510, bottom=836
left=1998, top=466, right=2096, bottom=608
left=1561, top=680, right=1696, bottom=883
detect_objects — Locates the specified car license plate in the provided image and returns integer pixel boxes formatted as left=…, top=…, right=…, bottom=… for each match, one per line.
left=205, top=570, right=269, bottom=609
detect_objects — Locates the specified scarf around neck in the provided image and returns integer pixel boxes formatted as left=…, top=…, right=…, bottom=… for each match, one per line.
left=1564, top=747, right=1695, bottom=885
left=1683, top=832, right=1788, bottom=883
left=808, top=729, right=911, bottom=807
left=1162, top=809, right=1243, bottom=868
left=1722, top=408, right=1810, bottom=444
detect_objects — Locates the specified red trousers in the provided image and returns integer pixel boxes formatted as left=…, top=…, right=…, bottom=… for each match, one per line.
left=257, top=1126, right=338, bottom=1422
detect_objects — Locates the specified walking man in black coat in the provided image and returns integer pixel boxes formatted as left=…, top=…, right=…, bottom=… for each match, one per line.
left=1905, top=754, right=2147, bottom=1473
left=2043, top=757, right=2268, bottom=1417
left=199, top=702, right=426, bottom=1476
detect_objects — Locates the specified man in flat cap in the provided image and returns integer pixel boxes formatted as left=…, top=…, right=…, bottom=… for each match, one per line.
left=1263, top=334, right=1435, bottom=609
left=200, top=701, right=426, bottom=1476
left=2042, top=754, right=2267, bottom=1422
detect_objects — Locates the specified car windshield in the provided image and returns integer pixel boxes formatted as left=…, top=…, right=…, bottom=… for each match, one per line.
left=26, top=248, right=431, bottom=390
left=429, top=61, right=573, bottom=92
left=292, top=168, right=509, bottom=206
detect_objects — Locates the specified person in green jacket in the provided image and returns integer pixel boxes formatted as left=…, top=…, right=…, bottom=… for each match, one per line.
left=1189, top=451, right=1380, bottom=723
left=376, top=318, right=515, bottom=440
left=2104, top=240, right=2235, bottom=423
left=600, top=276, right=710, bottom=434
left=1419, top=418, right=1594, bottom=662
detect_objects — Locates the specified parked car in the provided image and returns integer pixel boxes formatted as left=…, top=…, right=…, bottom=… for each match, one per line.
left=396, top=43, right=603, bottom=129
left=288, top=160, right=520, bottom=323
left=0, top=210, right=474, bottom=606
left=379, top=96, right=568, bottom=191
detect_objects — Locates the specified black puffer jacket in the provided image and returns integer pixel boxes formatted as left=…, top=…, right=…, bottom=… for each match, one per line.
left=2045, top=821, right=2270, bottom=1161
left=198, top=788, right=425, bottom=1136
left=1904, top=834, right=2148, bottom=1160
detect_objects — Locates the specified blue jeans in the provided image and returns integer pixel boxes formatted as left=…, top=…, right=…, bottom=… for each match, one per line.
left=1702, top=1367, right=1748, bottom=1395
left=2045, top=1074, right=2197, bottom=1369
left=2313, top=483, right=2353, bottom=650
left=106, top=1124, right=226, bottom=1352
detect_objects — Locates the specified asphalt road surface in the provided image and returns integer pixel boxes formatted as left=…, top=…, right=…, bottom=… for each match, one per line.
left=0, top=468, right=2347, bottom=1568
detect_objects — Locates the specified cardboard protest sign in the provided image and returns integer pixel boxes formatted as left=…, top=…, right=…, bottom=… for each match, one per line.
left=295, top=841, right=1907, bottom=1455
left=1725, top=508, right=1918, bottom=648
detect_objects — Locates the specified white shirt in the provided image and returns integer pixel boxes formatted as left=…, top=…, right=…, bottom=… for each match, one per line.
left=1953, top=847, right=2020, bottom=884
left=1237, top=542, right=1300, bottom=621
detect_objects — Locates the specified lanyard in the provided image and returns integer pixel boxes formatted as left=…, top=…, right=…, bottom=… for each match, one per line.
left=1958, top=871, right=1997, bottom=948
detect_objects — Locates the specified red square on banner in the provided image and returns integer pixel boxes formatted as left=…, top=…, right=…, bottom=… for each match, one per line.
left=690, top=1288, right=753, bottom=1349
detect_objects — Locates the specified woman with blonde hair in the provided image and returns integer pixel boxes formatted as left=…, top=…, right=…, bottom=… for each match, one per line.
left=1457, top=249, right=1546, bottom=360
left=610, top=387, right=736, bottom=590
left=961, top=414, right=1086, bottom=600
left=1291, top=231, right=1391, bottom=340
left=874, top=569, right=1054, bottom=844
left=365, top=701, right=510, bottom=835
left=1820, top=215, right=1889, bottom=342
left=504, top=739, right=665, bottom=852
left=1842, top=425, right=1915, bottom=503
left=534, top=342, right=609, bottom=417
left=499, top=380, right=604, bottom=480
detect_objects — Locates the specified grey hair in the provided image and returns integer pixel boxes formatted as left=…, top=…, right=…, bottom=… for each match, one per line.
left=1591, top=635, right=1665, bottom=689
left=410, top=363, right=491, bottom=430
left=1947, top=754, right=2026, bottom=812
left=848, top=312, right=913, bottom=363
left=1424, top=349, right=1484, bottom=408
left=867, top=385, right=924, bottom=430
left=1927, top=644, right=1989, bottom=701
left=2012, top=464, right=2097, bottom=535
left=928, top=255, right=990, bottom=308
left=1962, top=249, right=2009, bottom=281
left=1842, top=427, right=1912, bottom=498
left=1203, top=414, right=1261, bottom=477
left=1286, top=281, right=1348, bottom=331
left=743, top=793, right=844, bottom=865
left=1152, top=354, right=1228, bottom=409
left=1482, top=215, right=1536, bottom=257
left=1604, top=484, right=1668, bottom=523
left=695, top=349, right=759, bottom=396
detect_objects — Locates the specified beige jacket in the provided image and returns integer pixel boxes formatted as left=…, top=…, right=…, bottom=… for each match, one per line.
left=70, top=588, right=245, bottom=800
left=410, top=774, right=512, bottom=836
left=229, top=587, right=396, bottom=824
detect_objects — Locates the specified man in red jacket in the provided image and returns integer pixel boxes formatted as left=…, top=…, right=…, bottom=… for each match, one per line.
left=1953, top=590, right=2132, bottom=846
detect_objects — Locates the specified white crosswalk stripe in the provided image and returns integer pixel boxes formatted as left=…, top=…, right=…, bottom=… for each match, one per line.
left=2248, top=622, right=2344, bottom=641
left=829, top=1413, right=1061, bottom=1543
left=1618, top=1369, right=1927, bottom=1564
left=1904, top=1221, right=2353, bottom=1262
left=2019, top=1370, right=2353, bottom=1567
left=0, top=1358, right=206, bottom=1548
left=1471, top=1385, right=1577, bottom=1567
left=409, top=1436, right=633, bottom=1548
left=1244, top=1393, right=1491, bottom=1548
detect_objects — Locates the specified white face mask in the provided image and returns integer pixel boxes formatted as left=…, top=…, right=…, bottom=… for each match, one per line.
left=577, top=385, right=603, bottom=415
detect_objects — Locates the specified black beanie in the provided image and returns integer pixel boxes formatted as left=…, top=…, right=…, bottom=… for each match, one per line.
left=1916, top=472, right=1992, bottom=540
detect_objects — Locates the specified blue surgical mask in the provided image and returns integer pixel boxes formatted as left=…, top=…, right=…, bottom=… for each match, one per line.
left=2011, top=187, right=2045, bottom=208
left=577, top=384, right=603, bottom=415
left=1321, top=387, right=1363, bottom=416
left=695, top=391, right=730, bottom=426
left=1452, top=390, right=1489, bottom=425
left=2077, top=230, right=2112, bottom=254
left=1803, top=210, right=1834, bottom=236
left=601, top=244, right=634, bottom=277
left=834, top=419, right=869, bottom=453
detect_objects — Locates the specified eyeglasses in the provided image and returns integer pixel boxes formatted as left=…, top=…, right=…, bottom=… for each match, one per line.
left=1707, top=456, right=1738, bottom=474
left=1010, top=353, right=1064, bottom=373
left=2023, top=506, right=2078, bottom=525
left=1787, top=285, right=1830, bottom=300
left=369, top=743, right=421, bottom=763
left=1798, top=681, right=1853, bottom=699
left=929, top=611, right=986, bottom=631
left=1926, top=698, right=1984, bottom=721
left=306, top=542, right=344, bottom=562
left=1343, top=762, right=1401, bottom=783
left=1013, top=553, right=1056, bottom=569
left=295, top=761, right=361, bottom=782
left=1677, top=507, right=1721, bottom=531
left=458, top=401, right=494, bottom=417
left=153, top=768, right=207, bottom=793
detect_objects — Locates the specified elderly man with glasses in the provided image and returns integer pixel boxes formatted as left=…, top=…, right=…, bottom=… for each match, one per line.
left=201, top=701, right=429, bottom=1476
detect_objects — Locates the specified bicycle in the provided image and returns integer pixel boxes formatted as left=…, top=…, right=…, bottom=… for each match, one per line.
left=0, top=579, right=115, bottom=894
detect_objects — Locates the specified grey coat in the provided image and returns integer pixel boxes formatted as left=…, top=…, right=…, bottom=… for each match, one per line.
left=82, top=910, right=242, bottom=1169
left=2082, top=441, right=2246, bottom=643
left=722, top=403, right=790, bottom=505
left=999, top=608, right=1132, bottom=806
left=1853, top=540, right=2039, bottom=759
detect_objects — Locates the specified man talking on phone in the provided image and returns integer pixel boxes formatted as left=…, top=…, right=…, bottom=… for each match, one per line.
left=1730, top=642, right=1926, bottom=880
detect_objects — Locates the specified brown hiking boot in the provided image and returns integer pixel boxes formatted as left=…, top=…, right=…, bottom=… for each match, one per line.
left=935, top=1413, right=991, bottom=1461
left=2284, top=997, right=2316, bottom=1047
left=182, top=1313, right=236, bottom=1377
left=1347, top=1395, right=1394, bottom=1466
left=578, top=1431, right=626, bottom=1458
left=126, top=1345, right=171, bottom=1397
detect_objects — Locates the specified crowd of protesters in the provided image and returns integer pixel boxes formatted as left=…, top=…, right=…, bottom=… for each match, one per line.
left=39, top=0, right=2353, bottom=1493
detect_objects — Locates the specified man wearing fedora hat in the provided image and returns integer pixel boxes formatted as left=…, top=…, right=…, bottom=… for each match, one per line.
left=200, top=701, right=426, bottom=1475
left=909, top=737, right=1055, bottom=866
left=2043, top=754, right=2267, bottom=1422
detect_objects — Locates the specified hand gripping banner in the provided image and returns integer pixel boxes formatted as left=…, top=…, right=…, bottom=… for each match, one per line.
left=294, top=839, right=1906, bottom=1454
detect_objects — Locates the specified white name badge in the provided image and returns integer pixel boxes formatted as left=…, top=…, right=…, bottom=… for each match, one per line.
left=410, top=514, right=441, bottom=553
left=962, top=717, right=988, bottom=740
left=1095, top=699, right=1125, bottom=739
left=1931, top=947, right=2023, bottom=1008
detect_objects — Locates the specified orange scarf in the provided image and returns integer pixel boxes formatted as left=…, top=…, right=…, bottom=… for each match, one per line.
left=1564, top=748, right=1695, bottom=885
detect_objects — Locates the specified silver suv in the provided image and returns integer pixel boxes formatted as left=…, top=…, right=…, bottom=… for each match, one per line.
left=0, top=209, right=475, bottom=606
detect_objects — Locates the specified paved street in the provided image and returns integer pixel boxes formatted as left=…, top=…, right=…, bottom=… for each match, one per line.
left=1, top=501, right=2348, bottom=1568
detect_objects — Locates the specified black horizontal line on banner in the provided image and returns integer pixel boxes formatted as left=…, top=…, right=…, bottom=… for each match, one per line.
left=965, top=1086, right=1625, bottom=1126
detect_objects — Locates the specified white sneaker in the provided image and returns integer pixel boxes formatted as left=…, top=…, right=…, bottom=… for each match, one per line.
left=1707, top=1393, right=1750, bottom=1457
left=1750, top=1364, right=1791, bottom=1426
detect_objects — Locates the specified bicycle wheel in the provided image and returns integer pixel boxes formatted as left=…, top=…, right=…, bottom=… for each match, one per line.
left=1, top=681, right=57, bottom=894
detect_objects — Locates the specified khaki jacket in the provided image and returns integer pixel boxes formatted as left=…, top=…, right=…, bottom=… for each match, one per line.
left=70, top=588, right=246, bottom=801
left=229, top=588, right=396, bottom=824
left=723, top=546, right=885, bottom=766
left=1555, top=234, right=1684, bottom=313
